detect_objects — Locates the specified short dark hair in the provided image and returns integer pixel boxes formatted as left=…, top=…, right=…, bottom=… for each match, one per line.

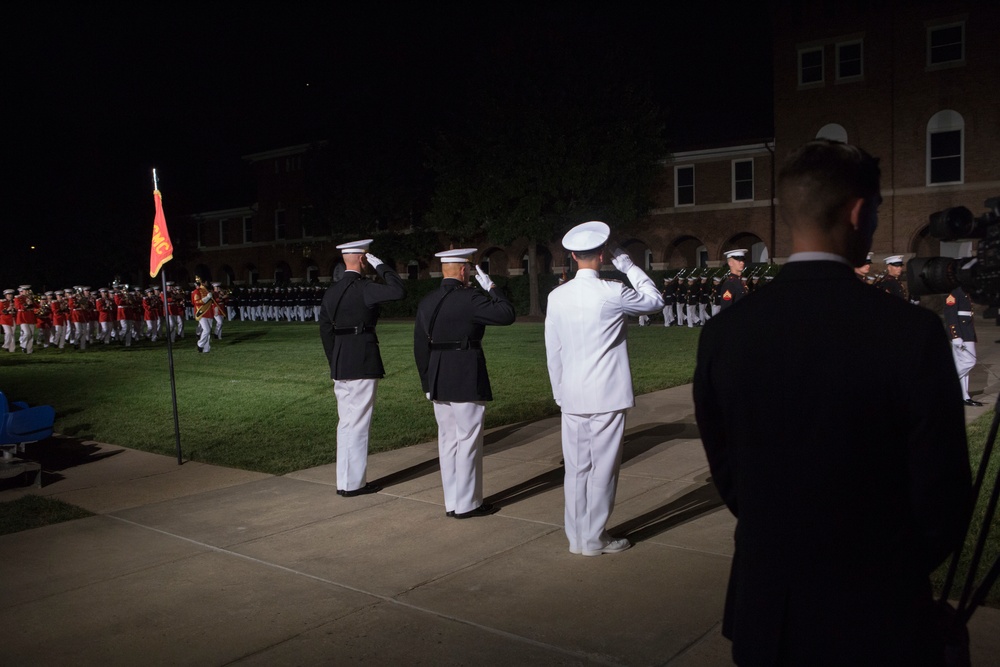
left=777, top=140, right=881, bottom=231
left=573, top=247, right=603, bottom=261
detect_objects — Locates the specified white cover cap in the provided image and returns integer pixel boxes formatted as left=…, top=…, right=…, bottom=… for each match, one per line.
left=562, top=221, right=610, bottom=251
left=724, top=249, right=748, bottom=260
left=336, top=239, right=373, bottom=254
left=884, top=255, right=904, bottom=265
left=435, top=248, right=478, bottom=263
left=18, top=284, right=31, bottom=290
left=864, top=252, right=874, bottom=263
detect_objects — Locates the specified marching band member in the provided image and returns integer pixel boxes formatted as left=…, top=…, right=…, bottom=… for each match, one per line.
left=1, top=289, right=16, bottom=352
left=15, top=285, right=38, bottom=354
left=191, top=276, right=215, bottom=353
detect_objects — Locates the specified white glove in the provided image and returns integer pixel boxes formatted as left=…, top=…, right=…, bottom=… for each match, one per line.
left=202, top=293, right=213, bottom=302
left=610, top=248, right=634, bottom=273
left=475, top=265, right=494, bottom=291
left=425, top=392, right=431, bottom=400
left=365, top=253, right=383, bottom=269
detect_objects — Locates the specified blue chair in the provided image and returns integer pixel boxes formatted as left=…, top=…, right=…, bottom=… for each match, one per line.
left=0, top=392, right=55, bottom=478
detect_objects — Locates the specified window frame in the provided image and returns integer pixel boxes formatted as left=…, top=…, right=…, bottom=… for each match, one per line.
left=243, top=216, right=253, bottom=244
left=926, top=21, right=965, bottom=69
left=674, top=165, right=695, bottom=207
left=926, top=110, right=965, bottom=186
left=732, top=159, right=754, bottom=202
left=274, top=209, right=286, bottom=240
left=835, top=39, right=863, bottom=81
left=797, top=46, right=824, bottom=87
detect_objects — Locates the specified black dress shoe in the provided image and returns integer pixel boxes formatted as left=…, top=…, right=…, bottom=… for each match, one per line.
left=964, top=398, right=984, bottom=407
left=452, top=503, right=499, bottom=519
left=445, top=511, right=455, bottom=517
left=337, top=483, right=382, bottom=497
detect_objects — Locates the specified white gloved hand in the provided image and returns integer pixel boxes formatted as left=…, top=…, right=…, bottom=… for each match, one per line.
left=610, top=247, right=634, bottom=273
left=425, top=392, right=431, bottom=400
left=475, top=265, right=494, bottom=291
left=202, top=293, right=213, bottom=302
left=365, top=253, right=383, bottom=269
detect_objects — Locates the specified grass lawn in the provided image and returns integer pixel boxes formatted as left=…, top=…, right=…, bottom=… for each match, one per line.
left=0, top=495, right=93, bottom=536
left=934, top=410, right=1000, bottom=606
left=0, top=319, right=699, bottom=475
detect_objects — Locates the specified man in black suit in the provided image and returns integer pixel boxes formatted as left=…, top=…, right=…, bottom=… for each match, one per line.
left=414, top=248, right=516, bottom=518
left=319, top=239, right=405, bottom=497
left=693, top=140, right=972, bottom=666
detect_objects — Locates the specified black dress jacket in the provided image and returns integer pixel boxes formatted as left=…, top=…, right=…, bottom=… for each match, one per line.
left=413, top=279, right=515, bottom=402
left=319, top=266, right=405, bottom=380
left=694, top=260, right=971, bottom=667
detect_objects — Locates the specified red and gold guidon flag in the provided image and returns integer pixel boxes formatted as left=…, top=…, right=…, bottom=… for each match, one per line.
left=149, top=188, right=174, bottom=277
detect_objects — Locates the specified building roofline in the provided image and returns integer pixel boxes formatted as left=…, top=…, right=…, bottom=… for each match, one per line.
left=241, top=141, right=328, bottom=162
left=190, top=205, right=256, bottom=220
left=664, top=141, right=775, bottom=162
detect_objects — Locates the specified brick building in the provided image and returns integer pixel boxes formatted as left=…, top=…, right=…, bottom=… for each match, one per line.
left=173, top=1, right=998, bottom=287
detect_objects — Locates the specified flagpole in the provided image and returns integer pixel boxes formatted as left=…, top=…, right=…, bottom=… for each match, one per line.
left=153, top=169, right=184, bottom=465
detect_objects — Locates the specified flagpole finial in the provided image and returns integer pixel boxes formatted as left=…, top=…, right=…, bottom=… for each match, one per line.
left=153, top=168, right=159, bottom=192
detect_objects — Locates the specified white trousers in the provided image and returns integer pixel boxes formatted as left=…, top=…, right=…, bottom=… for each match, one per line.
left=3, top=324, right=16, bottom=352
left=213, top=314, right=224, bottom=338
left=19, top=323, right=35, bottom=353
left=561, top=410, right=626, bottom=553
left=951, top=339, right=977, bottom=400
left=100, top=321, right=114, bottom=343
left=144, top=319, right=158, bottom=341
left=675, top=303, right=685, bottom=326
left=73, top=321, right=88, bottom=349
left=119, top=320, right=134, bottom=347
left=686, top=304, right=699, bottom=327
left=333, top=378, right=378, bottom=492
left=662, top=305, right=675, bottom=326
left=197, top=318, right=212, bottom=351
left=433, top=400, right=486, bottom=514
left=53, top=324, right=67, bottom=349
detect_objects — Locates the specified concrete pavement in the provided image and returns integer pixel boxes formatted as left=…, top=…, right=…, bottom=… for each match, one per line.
left=2, top=322, right=1000, bottom=666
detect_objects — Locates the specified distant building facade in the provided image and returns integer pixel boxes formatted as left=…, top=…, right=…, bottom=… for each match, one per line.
left=172, top=1, right=998, bottom=286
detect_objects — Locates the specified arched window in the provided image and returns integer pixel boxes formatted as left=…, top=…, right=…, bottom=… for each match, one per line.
left=816, top=124, right=848, bottom=143
left=927, top=110, right=964, bottom=185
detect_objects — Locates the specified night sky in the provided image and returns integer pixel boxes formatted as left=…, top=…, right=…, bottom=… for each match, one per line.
left=3, top=2, right=772, bottom=285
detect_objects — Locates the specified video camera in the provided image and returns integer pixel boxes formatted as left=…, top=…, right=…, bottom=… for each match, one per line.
left=907, top=196, right=1000, bottom=306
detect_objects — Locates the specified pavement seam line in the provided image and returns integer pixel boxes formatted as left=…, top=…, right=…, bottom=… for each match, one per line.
left=107, top=514, right=621, bottom=666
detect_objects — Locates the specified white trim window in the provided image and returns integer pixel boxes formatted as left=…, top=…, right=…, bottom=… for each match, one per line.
left=243, top=216, right=253, bottom=243
left=219, top=219, right=228, bottom=246
left=274, top=209, right=286, bottom=240
left=927, top=22, right=964, bottom=67
left=798, top=46, right=824, bottom=86
left=836, top=40, right=863, bottom=80
left=927, top=110, right=964, bottom=185
left=732, top=159, right=754, bottom=202
left=675, top=165, right=695, bottom=206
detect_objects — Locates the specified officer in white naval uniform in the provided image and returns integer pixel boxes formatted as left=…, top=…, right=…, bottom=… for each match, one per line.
left=414, top=248, right=516, bottom=518
left=545, top=221, right=665, bottom=556
left=319, top=239, right=406, bottom=496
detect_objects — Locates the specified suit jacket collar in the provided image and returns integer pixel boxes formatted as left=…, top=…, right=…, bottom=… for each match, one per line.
left=776, top=260, right=856, bottom=282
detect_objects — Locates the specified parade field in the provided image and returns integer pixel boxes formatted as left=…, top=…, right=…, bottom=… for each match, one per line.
left=0, top=320, right=701, bottom=475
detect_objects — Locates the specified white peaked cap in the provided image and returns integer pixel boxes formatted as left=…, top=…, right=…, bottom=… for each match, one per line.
left=336, top=239, right=373, bottom=254
left=435, top=248, right=478, bottom=263
left=562, top=221, right=610, bottom=251
left=724, top=249, right=748, bottom=260
left=884, top=255, right=904, bottom=264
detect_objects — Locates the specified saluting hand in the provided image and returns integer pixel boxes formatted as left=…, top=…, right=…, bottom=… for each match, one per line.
left=610, top=247, right=634, bottom=273
left=365, top=253, right=384, bottom=269
left=475, top=266, right=494, bottom=291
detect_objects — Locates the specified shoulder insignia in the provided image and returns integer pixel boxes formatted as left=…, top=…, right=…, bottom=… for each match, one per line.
left=722, top=290, right=732, bottom=301
left=945, top=294, right=956, bottom=306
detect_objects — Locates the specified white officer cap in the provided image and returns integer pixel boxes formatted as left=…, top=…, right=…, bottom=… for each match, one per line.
left=884, top=255, right=904, bottom=265
left=724, top=249, right=748, bottom=260
left=435, top=248, right=478, bottom=263
left=4, top=289, right=15, bottom=294
left=561, top=221, right=610, bottom=252
left=336, top=239, right=373, bottom=254
left=98, top=288, right=108, bottom=293
left=82, top=286, right=91, bottom=291
left=211, top=282, right=222, bottom=287
left=864, top=252, right=873, bottom=264
left=18, top=284, right=31, bottom=290
left=54, top=290, right=64, bottom=295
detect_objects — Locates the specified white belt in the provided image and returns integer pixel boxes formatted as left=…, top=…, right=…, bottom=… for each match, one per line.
left=958, top=311, right=973, bottom=316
